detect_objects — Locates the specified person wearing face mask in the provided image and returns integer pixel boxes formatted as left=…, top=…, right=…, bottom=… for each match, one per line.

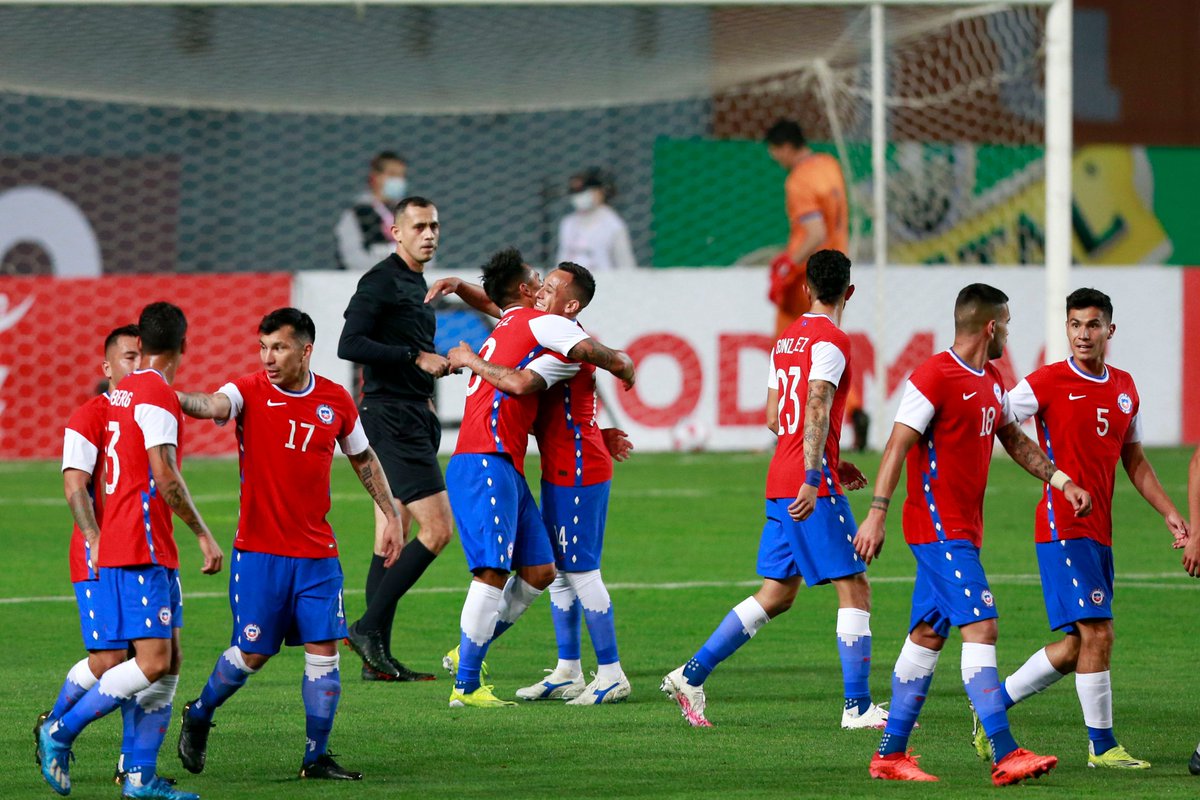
left=555, top=168, right=637, bottom=271
left=334, top=151, right=409, bottom=271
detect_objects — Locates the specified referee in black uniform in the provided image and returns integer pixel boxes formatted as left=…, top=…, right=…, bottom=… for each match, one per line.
left=339, top=196, right=454, bottom=681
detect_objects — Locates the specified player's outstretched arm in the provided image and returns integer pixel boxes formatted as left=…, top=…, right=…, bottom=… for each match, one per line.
left=346, top=446, right=402, bottom=567
left=996, top=421, right=1093, bottom=517
left=1182, top=446, right=1200, bottom=576
left=424, top=277, right=502, bottom=319
left=447, top=341, right=547, bottom=396
left=789, top=379, right=835, bottom=522
left=176, top=391, right=232, bottom=422
left=63, top=468, right=101, bottom=551
left=1121, top=441, right=1188, bottom=546
left=147, top=443, right=223, bottom=574
left=853, top=422, right=921, bottom=564
left=567, top=338, right=636, bottom=390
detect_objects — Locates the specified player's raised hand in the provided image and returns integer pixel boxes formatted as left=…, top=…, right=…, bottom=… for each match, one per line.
left=416, top=350, right=451, bottom=378
left=424, top=277, right=462, bottom=303
left=601, top=428, right=634, bottom=462
left=853, top=513, right=886, bottom=564
left=788, top=484, right=817, bottom=521
left=837, top=461, right=868, bottom=491
left=198, top=532, right=224, bottom=574
left=380, top=513, right=402, bottom=568
left=1063, top=482, right=1092, bottom=517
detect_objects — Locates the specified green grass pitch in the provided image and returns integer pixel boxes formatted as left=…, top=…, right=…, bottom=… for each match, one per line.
left=4, top=448, right=1198, bottom=798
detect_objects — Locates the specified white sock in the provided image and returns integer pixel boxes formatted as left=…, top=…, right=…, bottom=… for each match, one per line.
left=67, top=657, right=100, bottom=690
left=836, top=607, right=871, bottom=645
left=97, top=659, right=152, bottom=700
left=224, top=646, right=259, bottom=674
left=304, top=652, right=339, bottom=682
left=497, top=576, right=544, bottom=625
left=1075, top=670, right=1113, bottom=730
left=732, top=596, right=770, bottom=638
left=548, top=572, right=577, bottom=612
left=960, top=642, right=997, bottom=682
left=1003, top=647, right=1064, bottom=705
left=134, top=673, right=178, bottom=713
left=566, top=570, right=611, bottom=613
left=596, top=662, right=624, bottom=683
left=895, top=637, right=940, bottom=681
left=461, top=581, right=503, bottom=647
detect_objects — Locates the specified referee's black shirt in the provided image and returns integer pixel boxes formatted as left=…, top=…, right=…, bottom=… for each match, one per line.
left=338, top=253, right=436, bottom=400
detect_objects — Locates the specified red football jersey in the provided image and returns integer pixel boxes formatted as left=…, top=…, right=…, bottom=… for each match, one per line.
left=217, top=371, right=366, bottom=558
left=455, top=307, right=585, bottom=475
left=62, top=394, right=108, bottom=582
left=1009, top=359, right=1142, bottom=546
left=896, top=350, right=1015, bottom=548
left=765, top=313, right=852, bottom=499
left=535, top=360, right=612, bottom=488
left=100, top=369, right=184, bottom=569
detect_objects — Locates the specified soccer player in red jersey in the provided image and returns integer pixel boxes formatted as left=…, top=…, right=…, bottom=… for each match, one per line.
left=39, top=302, right=222, bottom=800
left=429, top=247, right=634, bottom=707
left=662, top=250, right=883, bottom=729
left=37, top=325, right=141, bottom=780
left=173, top=308, right=402, bottom=781
left=854, top=284, right=1091, bottom=786
left=986, top=288, right=1186, bottom=769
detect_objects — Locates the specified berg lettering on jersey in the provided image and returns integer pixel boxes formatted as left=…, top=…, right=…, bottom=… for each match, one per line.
left=1009, top=359, right=1141, bottom=546
left=454, top=307, right=585, bottom=475
left=765, top=314, right=851, bottom=499
left=100, top=369, right=183, bottom=569
left=218, top=371, right=366, bottom=558
left=534, top=333, right=612, bottom=487
left=895, top=350, right=1015, bottom=548
left=62, top=394, right=109, bottom=582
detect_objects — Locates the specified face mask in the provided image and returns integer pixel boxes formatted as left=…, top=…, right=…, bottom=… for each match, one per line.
left=381, top=176, right=408, bottom=202
left=570, top=190, right=598, bottom=213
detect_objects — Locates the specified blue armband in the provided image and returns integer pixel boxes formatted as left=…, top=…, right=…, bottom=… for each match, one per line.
left=804, top=469, right=822, bottom=488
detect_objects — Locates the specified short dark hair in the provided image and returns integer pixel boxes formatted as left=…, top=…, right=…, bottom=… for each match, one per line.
left=481, top=247, right=533, bottom=307
left=954, top=283, right=1009, bottom=333
left=765, top=119, right=806, bottom=148
left=370, top=150, right=406, bottom=172
left=259, top=307, right=316, bottom=344
left=393, top=195, right=435, bottom=217
left=104, top=324, right=139, bottom=353
left=138, top=302, right=187, bottom=355
left=553, top=261, right=596, bottom=307
left=1065, top=287, right=1113, bottom=321
left=805, top=250, right=851, bottom=304
left=570, top=167, right=614, bottom=200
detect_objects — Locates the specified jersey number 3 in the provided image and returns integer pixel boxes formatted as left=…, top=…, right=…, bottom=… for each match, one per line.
left=105, top=420, right=121, bottom=495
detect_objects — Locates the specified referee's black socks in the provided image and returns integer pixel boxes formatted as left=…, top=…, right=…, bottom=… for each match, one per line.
left=357, top=540, right=438, bottom=634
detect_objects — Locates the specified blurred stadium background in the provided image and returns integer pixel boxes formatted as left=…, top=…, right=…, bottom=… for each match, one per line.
left=0, top=0, right=1197, bottom=456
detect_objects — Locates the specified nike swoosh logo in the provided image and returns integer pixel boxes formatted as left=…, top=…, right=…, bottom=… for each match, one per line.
left=267, top=400, right=286, bottom=407
left=962, top=392, right=977, bottom=400
left=1068, top=394, right=1086, bottom=400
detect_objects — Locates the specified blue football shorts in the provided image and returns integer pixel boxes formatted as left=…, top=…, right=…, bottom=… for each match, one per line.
left=446, top=453, right=554, bottom=572
left=541, top=480, right=611, bottom=572
left=908, top=539, right=998, bottom=637
left=1036, top=537, right=1114, bottom=632
left=94, top=565, right=183, bottom=642
left=756, top=494, right=863, bottom=586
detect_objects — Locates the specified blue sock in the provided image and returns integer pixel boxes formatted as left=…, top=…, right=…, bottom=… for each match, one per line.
left=491, top=619, right=514, bottom=641
left=1088, top=726, right=1118, bottom=755
left=455, top=633, right=492, bottom=693
left=455, top=581, right=502, bottom=693
left=682, top=597, right=769, bottom=686
left=120, top=698, right=137, bottom=769
left=961, top=643, right=1018, bottom=763
left=1000, top=683, right=1016, bottom=709
left=837, top=609, right=873, bottom=713
left=49, top=659, right=96, bottom=720
left=191, top=647, right=255, bottom=723
left=584, top=605, right=619, bottom=666
left=302, top=654, right=341, bottom=765
left=551, top=594, right=582, bottom=662
left=878, top=639, right=940, bottom=756
left=125, top=675, right=177, bottom=782
left=54, top=659, right=151, bottom=744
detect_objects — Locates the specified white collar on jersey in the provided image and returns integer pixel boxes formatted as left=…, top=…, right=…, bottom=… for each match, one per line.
left=130, top=367, right=167, bottom=382
left=945, top=348, right=985, bottom=377
left=269, top=371, right=315, bottom=397
left=802, top=312, right=833, bottom=323
left=1067, top=357, right=1109, bottom=384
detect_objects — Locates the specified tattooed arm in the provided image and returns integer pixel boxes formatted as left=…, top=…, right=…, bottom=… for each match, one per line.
left=788, top=379, right=835, bottom=522
left=176, top=391, right=232, bottom=422
left=63, top=468, right=100, bottom=549
left=147, top=443, right=223, bottom=573
left=996, top=421, right=1092, bottom=516
left=347, top=446, right=402, bottom=566
left=447, top=341, right=548, bottom=396
left=567, top=338, right=636, bottom=390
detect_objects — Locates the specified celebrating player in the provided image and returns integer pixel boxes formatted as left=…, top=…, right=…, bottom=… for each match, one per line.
left=854, top=284, right=1091, bottom=786
left=661, top=250, right=881, bottom=729
left=38, top=302, right=222, bottom=800
left=436, top=247, right=634, bottom=708
left=174, top=308, right=402, bottom=781
left=984, top=288, right=1186, bottom=769
left=36, top=325, right=141, bottom=782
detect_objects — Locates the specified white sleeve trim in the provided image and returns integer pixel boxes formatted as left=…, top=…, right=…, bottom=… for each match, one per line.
left=528, top=314, right=591, bottom=356
left=808, top=341, right=847, bottom=387
left=213, top=382, right=243, bottom=427
left=62, top=428, right=99, bottom=474
left=767, top=350, right=778, bottom=390
left=998, top=387, right=1016, bottom=427
left=135, top=403, right=179, bottom=449
left=1125, top=411, right=1143, bottom=444
left=894, top=380, right=936, bottom=433
left=1006, top=379, right=1039, bottom=424
left=526, top=354, right=581, bottom=387
left=339, top=417, right=370, bottom=455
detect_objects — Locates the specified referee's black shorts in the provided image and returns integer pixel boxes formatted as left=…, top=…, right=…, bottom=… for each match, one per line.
left=359, top=396, right=445, bottom=505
